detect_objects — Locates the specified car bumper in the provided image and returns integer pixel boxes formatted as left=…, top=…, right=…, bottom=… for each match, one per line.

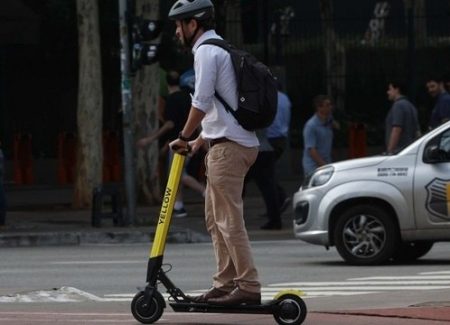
left=294, top=230, right=329, bottom=246
left=292, top=189, right=330, bottom=246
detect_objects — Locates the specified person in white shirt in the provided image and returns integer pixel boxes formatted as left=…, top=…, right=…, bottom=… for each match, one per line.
left=168, top=0, right=261, bottom=306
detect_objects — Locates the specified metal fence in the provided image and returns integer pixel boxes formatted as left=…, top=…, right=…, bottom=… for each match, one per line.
left=224, top=2, right=450, bottom=149
left=3, top=1, right=450, bottom=161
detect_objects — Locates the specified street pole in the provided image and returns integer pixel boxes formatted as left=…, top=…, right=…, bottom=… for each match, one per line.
left=406, top=0, right=417, bottom=103
left=262, top=0, right=269, bottom=65
left=118, top=0, right=136, bottom=225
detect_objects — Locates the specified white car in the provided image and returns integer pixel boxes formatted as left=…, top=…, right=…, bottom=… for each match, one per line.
left=293, top=121, right=450, bottom=265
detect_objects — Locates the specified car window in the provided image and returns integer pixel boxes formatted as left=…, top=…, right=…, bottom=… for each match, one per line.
left=423, top=128, right=450, bottom=163
left=440, top=130, right=450, bottom=153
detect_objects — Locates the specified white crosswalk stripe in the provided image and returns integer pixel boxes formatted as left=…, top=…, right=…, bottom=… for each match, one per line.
left=420, top=271, right=450, bottom=275
left=102, top=271, right=450, bottom=301
left=348, top=275, right=450, bottom=280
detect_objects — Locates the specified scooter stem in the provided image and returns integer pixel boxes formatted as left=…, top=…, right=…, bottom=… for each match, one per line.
left=150, top=153, right=186, bottom=258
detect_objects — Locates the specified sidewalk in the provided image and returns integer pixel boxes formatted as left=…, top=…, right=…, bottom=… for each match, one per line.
left=1, top=180, right=450, bottom=324
left=0, top=179, right=301, bottom=247
left=310, top=302, right=450, bottom=324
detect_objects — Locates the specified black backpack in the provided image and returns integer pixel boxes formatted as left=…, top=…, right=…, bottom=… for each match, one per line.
left=199, top=39, right=278, bottom=131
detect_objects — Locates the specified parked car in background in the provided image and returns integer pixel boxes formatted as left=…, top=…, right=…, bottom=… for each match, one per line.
left=293, top=121, right=450, bottom=265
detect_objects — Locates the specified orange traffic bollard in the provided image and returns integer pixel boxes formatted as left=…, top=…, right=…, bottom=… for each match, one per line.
left=13, top=133, right=34, bottom=185
left=103, top=131, right=121, bottom=182
left=57, top=132, right=77, bottom=185
left=348, top=123, right=367, bottom=159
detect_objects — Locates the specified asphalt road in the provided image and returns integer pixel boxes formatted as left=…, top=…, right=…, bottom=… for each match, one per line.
left=1, top=240, right=450, bottom=324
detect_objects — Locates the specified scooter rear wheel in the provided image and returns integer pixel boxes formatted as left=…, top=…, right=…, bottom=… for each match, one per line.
left=131, top=290, right=165, bottom=324
left=273, top=294, right=307, bottom=325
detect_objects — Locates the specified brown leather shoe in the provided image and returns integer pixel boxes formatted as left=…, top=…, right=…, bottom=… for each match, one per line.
left=188, top=287, right=229, bottom=303
left=208, top=287, right=261, bottom=306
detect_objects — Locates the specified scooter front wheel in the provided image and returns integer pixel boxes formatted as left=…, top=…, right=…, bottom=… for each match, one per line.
left=131, top=290, right=165, bottom=324
left=273, top=294, right=307, bottom=325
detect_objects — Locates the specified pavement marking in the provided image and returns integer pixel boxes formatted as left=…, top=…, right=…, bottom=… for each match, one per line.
left=103, top=294, right=135, bottom=297
left=4, top=271, right=450, bottom=303
left=101, top=291, right=371, bottom=301
left=100, top=271, right=450, bottom=301
left=348, top=275, right=450, bottom=280
left=49, top=260, right=143, bottom=265
left=420, top=271, right=450, bottom=275
left=269, top=280, right=450, bottom=286
left=265, top=285, right=450, bottom=290
left=0, top=287, right=103, bottom=303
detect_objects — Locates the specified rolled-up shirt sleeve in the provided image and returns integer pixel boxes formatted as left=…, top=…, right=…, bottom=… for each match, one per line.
left=191, top=46, right=217, bottom=113
left=304, top=124, right=317, bottom=150
left=437, top=97, right=450, bottom=121
left=391, top=102, right=405, bottom=127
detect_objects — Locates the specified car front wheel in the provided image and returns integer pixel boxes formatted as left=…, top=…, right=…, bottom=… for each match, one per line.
left=334, top=204, right=399, bottom=265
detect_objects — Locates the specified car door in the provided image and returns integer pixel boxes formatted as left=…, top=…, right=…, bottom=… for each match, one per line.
left=414, top=127, right=450, bottom=230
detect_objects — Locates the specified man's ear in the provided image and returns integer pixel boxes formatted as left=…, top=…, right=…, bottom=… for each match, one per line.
left=188, top=18, right=198, bottom=30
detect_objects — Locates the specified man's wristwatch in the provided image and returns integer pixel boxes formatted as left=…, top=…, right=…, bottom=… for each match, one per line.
left=178, top=132, right=189, bottom=142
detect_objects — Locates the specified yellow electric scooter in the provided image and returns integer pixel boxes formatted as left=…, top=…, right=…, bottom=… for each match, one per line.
left=131, top=151, right=307, bottom=325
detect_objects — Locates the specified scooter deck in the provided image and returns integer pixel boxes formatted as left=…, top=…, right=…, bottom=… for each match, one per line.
left=169, top=300, right=278, bottom=314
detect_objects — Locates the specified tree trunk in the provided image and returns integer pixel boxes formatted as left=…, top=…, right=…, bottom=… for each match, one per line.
left=404, top=0, right=426, bottom=45
left=319, top=0, right=346, bottom=113
left=224, top=0, right=243, bottom=46
left=213, top=0, right=243, bottom=46
left=414, top=0, right=426, bottom=44
left=133, top=0, right=160, bottom=210
left=73, top=0, right=103, bottom=208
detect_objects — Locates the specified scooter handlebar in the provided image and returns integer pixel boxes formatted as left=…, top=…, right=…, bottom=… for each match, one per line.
left=171, top=144, right=191, bottom=155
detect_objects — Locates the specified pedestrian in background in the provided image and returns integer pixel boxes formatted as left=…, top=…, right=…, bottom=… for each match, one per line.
left=385, top=80, right=420, bottom=155
left=443, top=72, right=450, bottom=93
left=137, top=70, right=205, bottom=218
left=426, top=75, right=450, bottom=129
left=302, top=95, right=334, bottom=177
left=245, top=130, right=283, bottom=230
left=265, top=80, right=292, bottom=217
left=168, top=0, right=262, bottom=306
left=267, top=80, right=292, bottom=160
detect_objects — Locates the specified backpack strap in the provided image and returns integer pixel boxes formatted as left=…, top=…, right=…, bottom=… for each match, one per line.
left=200, top=38, right=231, bottom=51
left=198, top=39, right=236, bottom=115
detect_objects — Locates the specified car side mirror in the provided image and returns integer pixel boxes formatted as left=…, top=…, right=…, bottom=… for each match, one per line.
left=424, top=145, right=446, bottom=163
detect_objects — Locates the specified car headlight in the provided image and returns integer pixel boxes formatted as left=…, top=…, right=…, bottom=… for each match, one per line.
left=303, top=166, right=334, bottom=189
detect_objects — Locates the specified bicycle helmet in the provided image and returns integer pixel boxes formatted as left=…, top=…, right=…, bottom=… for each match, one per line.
left=168, top=0, right=214, bottom=21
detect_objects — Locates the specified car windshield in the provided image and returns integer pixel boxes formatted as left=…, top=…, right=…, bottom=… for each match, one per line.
left=439, top=130, right=450, bottom=152
left=391, top=129, right=428, bottom=155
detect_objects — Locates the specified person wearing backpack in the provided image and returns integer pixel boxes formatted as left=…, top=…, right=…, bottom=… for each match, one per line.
left=167, top=0, right=262, bottom=306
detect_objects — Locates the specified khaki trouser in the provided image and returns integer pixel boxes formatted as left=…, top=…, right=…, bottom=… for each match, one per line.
left=204, top=141, right=260, bottom=294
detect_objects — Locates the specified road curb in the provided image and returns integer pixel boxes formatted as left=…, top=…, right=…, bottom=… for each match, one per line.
left=0, top=227, right=211, bottom=247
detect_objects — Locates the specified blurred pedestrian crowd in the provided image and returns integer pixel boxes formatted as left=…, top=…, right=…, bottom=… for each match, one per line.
left=135, top=67, right=450, bottom=232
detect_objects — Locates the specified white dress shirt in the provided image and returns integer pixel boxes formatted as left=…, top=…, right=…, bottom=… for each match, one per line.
left=191, top=30, right=259, bottom=148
